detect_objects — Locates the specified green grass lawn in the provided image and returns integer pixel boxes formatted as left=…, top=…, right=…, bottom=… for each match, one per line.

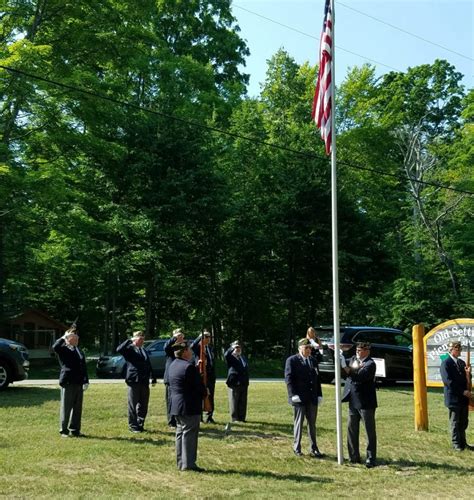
left=1, top=383, right=473, bottom=499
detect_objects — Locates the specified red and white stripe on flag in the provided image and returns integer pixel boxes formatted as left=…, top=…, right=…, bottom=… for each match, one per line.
left=312, top=0, right=332, bottom=155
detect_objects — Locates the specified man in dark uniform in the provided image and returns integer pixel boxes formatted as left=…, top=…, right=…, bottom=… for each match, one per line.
left=53, top=328, right=89, bottom=437
left=284, top=338, right=324, bottom=458
left=164, top=328, right=185, bottom=427
left=341, top=341, right=377, bottom=468
left=440, top=340, right=473, bottom=451
left=191, top=330, right=216, bottom=423
left=225, top=340, right=249, bottom=422
left=168, top=341, right=206, bottom=472
left=117, top=331, right=156, bottom=433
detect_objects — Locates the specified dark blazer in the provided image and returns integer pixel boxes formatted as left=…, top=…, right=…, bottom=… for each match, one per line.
left=225, top=347, right=249, bottom=388
left=191, top=338, right=216, bottom=382
left=53, top=337, right=89, bottom=386
left=168, top=358, right=206, bottom=416
left=116, top=339, right=155, bottom=385
left=163, top=336, right=177, bottom=385
left=440, top=356, right=469, bottom=408
left=342, top=356, right=377, bottom=409
left=284, top=354, right=322, bottom=406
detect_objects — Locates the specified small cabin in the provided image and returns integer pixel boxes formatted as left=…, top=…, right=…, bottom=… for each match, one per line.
left=2, top=309, right=68, bottom=359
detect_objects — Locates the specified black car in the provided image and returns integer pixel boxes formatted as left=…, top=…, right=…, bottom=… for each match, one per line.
left=96, top=339, right=167, bottom=378
left=0, top=337, right=30, bottom=390
left=316, top=326, right=413, bottom=384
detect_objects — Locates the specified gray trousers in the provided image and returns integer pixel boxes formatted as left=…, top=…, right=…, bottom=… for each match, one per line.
left=175, top=414, right=201, bottom=470
left=127, top=383, right=150, bottom=430
left=347, top=405, right=377, bottom=461
left=165, top=384, right=176, bottom=426
left=228, top=385, right=248, bottom=422
left=293, top=403, right=318, bottom=453
left=448, top=405, right=469, bottom=449
left=60, top=384, right=83, bottom=434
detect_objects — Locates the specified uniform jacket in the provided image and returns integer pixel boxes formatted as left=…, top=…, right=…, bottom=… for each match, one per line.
left=225, top=347, right=249, bottom=388
left=440, top=356, right=469, bottom=408
left=53, top=337, right=89, bottom=386
left=116, top=339, right=155, bottom=385
left=168, top=358, right=206, bottom=416
left=342, top=356, right=377, bottom=409
left=191, top=338, right=216, bottom=382
left=284, top=354, right=322, bottom=406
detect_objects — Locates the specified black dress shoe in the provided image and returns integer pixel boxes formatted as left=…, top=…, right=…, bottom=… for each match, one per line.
left=294, top=451, right=303, bottom=457
left=464, top=444, right=474, bottom=451
left=71, top=432, right=86, bottom=438
left=183, top=466, right=206, bottom=472
left=365, top=460, right=376, bottom=468
left=205, top=417, right=216, bottom=424
left=349, top=458, right=362, bottom=464
left=453, top=447, right=464, bottom=452
left=310, top=450, right=324, bottom=458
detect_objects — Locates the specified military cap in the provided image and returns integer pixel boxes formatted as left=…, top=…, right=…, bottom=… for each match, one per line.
left=448, top=340, right=462, bottom=350
left=356, top=341, right=371, bottom=350
left=298, top=338, right=311, bottom=347
left=202, top=330, right=211, bottom=337
left=230, top=340, right=241, bottom=348
left=172, top=340, right=188, bottom=352
left=132, top=330, right=145, bottom=338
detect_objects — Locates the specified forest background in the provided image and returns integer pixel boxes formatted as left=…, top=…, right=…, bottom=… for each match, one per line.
left=0, top=0, right=472, bottom=357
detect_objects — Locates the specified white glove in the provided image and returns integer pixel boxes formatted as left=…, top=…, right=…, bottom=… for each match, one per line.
left=339, top=354, right=347, bottom=369
left=83, top=383, right=89, bottom=391
left=309, top=338, right=318, bottom=347
left=291, top=395, right=302, bottom=403
left=317, top=396, right=323, bottom=406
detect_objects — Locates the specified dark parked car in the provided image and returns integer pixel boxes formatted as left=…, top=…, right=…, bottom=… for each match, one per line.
left=0, top=337, right=30, bottom=390
left=96, top=339, right=167, bottom=378
left=316, top=326, right=413, bottom=384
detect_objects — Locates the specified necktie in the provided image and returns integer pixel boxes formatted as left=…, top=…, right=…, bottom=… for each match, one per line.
left=306, top=358, right=311, bottom=369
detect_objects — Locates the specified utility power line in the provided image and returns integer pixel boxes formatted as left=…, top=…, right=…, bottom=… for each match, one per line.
left=1, top=63, right=473, bottom=197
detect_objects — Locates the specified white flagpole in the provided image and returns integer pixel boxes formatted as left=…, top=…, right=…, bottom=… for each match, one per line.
left=329, top=0, right=344, bottom=466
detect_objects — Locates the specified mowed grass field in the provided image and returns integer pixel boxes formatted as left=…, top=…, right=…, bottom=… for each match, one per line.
left=1, top=382, right=473, bottom=499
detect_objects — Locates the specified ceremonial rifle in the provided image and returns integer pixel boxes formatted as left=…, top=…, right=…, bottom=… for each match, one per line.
left=199, top=335, right=212, bottom=412
left=466, top=337, right=474, bottom=412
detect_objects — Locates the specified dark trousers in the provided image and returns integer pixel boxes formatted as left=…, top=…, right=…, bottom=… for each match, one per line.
left=448, top=405, right=469, bottom=449
left=292, top=403, right=318, bottom=453
left=165, top=383, right=176, bottom=426
left=60, top=384, right=83, bottom=434
left=175, top=414, right=201, bottom=470
left=347, top=405, right=377, bottom=462
left=203, top=377, right=215, bottom=421
left=228, top=385, right=248, bottom=422
left=127, top=383, right=150, bottom=430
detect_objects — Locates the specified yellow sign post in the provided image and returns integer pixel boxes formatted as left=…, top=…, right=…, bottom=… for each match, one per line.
left=413, top=324, right=428, bottom=430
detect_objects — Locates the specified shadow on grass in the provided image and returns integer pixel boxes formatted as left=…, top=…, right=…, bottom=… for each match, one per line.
left=384, top=457, right=474, bottom=473
left=78, top=434, right=169, bottom=447
left=0, top=386, right=59, bottom=406
left=202, top=467, right=333, bottom=483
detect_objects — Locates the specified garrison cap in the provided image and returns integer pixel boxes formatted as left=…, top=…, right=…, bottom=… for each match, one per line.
left=356, top=341, right=371, bottom=349
left=298, top=338, right=311, bottom=347
left=448, top=340, right=462, bottom=350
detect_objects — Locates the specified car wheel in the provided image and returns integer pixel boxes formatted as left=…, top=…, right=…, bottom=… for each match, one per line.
left=0, top=361, right=11, bottom=390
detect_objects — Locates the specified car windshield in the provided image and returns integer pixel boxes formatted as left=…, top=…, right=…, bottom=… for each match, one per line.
left=315, top=329, right=335, bottom=343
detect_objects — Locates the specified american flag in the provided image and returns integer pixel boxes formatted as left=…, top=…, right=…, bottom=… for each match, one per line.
left=312, top=0, right=333, bottom=155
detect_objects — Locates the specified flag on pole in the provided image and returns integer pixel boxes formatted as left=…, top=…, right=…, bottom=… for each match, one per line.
left=312, top=0, right=333, bottom=155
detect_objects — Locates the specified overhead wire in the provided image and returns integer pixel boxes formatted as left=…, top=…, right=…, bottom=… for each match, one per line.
left=233, top=4, right=402, bottom=72
left=337, top=1, right=474, bottom=63
left=0, top=64, right=472, bottom=197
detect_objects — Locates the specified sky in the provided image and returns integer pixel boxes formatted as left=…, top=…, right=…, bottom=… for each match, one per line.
left=232, top=0, right=474, bottom=97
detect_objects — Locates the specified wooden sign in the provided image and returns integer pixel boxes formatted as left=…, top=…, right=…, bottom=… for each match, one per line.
left=424, top=318, right=474, bottom=387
